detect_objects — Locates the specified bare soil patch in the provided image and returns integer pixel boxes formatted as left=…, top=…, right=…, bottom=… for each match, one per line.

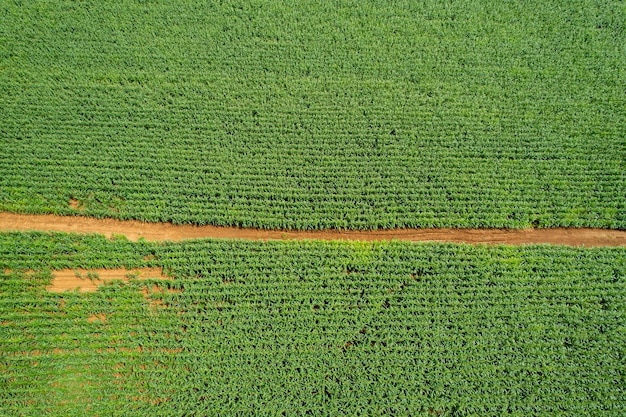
left=142, top=285, right=182, bottom=307
left=87, top=313, right=107, bottom=323
left=69, top=198, right=84, bottom=211
left=1, top=213, right=624, bottom=247
left=47, top=267, right=169, bottom=293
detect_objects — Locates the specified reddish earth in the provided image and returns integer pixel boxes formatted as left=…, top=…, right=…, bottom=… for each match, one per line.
left=1, top=212, right=625, bottom=247
left=68, top=198, right=83, bottom=211
left=47, top=267, right=169, bottom=293
left=142, top=285, right=182, bottom=307
left=87, top=313, right=107, bottom=323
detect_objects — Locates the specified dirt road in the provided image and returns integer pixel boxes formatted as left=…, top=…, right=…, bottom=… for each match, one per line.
left=0, top=213, right=624, bottom=246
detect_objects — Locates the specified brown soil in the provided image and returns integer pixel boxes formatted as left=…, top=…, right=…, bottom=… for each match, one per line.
left=1, top=213, right=624, bottom=247
left=142, top=285, right=181, bottom=308
left=69, top=198, right=83, bottom=211
left=47, top=267, right=169, bottom=293
left=87, top=313, right=107, bottom=323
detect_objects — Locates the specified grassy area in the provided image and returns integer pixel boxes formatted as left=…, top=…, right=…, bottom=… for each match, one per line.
left=1, top=232, right=624, bottom=415
left=1, top=0, right=624, bottom=229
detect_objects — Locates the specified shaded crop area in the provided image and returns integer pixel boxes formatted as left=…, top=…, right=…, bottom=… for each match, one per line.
left=1, top=0, right=625, bottom=229
left=1, top=232, right=624, bottom=415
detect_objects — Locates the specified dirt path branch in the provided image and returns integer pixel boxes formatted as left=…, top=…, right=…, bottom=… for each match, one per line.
left=0, top=213, right=624, bottom=247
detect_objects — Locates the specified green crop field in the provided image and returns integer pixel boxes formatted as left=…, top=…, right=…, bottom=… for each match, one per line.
left=1, top=232, right=624, bottom=416
left=2, top=1, right=625, bottom=416
left=1, top=0, right=625, bottom=229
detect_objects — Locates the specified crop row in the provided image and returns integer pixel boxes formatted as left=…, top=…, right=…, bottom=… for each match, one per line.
left=1, top=232, right=624, bottom=415
left=2, top=0, right=624, bottom=229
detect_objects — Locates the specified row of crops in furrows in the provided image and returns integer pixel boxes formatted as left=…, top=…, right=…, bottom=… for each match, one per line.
left=2, top=0, right=624, bottom=229
left=1, top=232, right=624, bottom=415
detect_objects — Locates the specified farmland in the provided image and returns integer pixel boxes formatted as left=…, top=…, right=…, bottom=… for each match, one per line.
left=1, top=232, right=625, bottom=415
left=2, top=0, right=626, bottom=415
left=1, top=0, right=625, bottom=229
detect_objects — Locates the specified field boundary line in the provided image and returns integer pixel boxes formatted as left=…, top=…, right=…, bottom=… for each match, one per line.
left=0, top=213, right=624, bottom=247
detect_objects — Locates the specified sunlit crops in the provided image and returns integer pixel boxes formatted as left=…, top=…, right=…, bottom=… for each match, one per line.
left=1, top=233, right=625, bottom=415
left=1, top=0, right=625, bottom=229
left=2, top=0, right=625, bottom=415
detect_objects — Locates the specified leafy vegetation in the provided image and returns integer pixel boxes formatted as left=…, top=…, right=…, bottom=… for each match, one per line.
left=1, top=232, right=624, bottom=415
left=1, top=0, right=625, bottom=228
